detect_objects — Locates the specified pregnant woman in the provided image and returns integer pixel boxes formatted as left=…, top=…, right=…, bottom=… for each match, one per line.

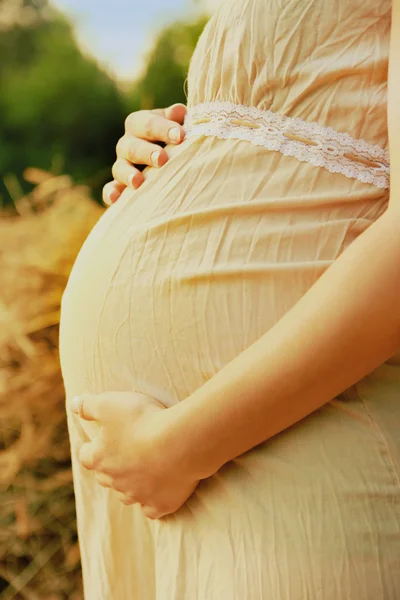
left=59, top=0, right=400, bottom=598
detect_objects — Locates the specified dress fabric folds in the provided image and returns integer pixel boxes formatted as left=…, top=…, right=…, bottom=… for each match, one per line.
left=59, top=0, right=400, bottom=598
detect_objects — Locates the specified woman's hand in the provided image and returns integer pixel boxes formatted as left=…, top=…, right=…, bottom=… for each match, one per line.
left=69, top=391, right=199, bottom=520
left=103, top=103, right=187, bottom=206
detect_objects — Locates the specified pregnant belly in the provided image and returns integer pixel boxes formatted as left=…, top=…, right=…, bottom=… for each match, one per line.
left=59, top=135, right=388, bottom=404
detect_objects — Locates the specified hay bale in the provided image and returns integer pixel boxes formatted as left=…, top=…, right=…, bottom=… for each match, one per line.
left=0, top=176, right=104, bottom=599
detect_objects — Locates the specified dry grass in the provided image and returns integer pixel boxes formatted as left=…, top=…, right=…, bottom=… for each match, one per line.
left=0, top=170, right=104, bottom=599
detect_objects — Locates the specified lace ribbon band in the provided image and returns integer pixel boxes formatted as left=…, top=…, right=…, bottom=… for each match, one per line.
left=183, top=101, right=390, bottom=189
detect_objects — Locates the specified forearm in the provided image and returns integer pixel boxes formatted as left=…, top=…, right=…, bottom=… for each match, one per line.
left=165, top=209, right=400, bottom=480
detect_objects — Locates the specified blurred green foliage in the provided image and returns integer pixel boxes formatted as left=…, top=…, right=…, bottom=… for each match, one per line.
left=0, top=0, right=207, bottom=207
left=130, top=16, right=208, bottom=111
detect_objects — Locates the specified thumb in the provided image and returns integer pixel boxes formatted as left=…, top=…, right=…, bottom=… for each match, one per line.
left=70, top=394, right=101, bottom=422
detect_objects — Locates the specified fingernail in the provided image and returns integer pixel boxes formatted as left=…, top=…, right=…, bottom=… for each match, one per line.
left=71, top=396, right=80, bottom=414
left=129, top=174, right=142, bottom=189
left=109, top=191, right=119, bottom=203
left=168, top=127, right=181, bottom=143
left=151, top=150, right=161, bottom=167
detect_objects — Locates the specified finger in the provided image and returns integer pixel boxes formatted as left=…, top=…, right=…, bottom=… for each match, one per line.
left=151, top=103, right=187, bottom=127
left=125, top=111, right=185, bottom=145
left=116, top=492, right=137, bottom=506
left=102, top=180, right=126, bottom=206
left=163, top=103, right=187, bottom=125
left=116, top=137, right=169, bottom=169
left=142, top=505, right=168, bottom=520
left=111, top=159, right=145, bottom=189
left=70, top=394, right=100, bottom=422
left=79, top=441, right=102, bottom=471
left=95, top=473, right=113, bottom=489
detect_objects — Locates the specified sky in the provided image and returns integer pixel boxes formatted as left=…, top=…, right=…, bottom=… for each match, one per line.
left=51, top=0, right=205, bottom=81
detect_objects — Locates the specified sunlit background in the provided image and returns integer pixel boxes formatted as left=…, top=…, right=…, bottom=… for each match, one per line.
left=0, top=1, right=212, bottom=597
left=0, top=0, right=213, bottom=208
left=52, top=0, right=203, bottom=80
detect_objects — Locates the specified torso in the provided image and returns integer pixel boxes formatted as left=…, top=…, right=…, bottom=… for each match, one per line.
left=59, top=4, right=400, bottom=597
left=60, top=0, right=392, bottom=402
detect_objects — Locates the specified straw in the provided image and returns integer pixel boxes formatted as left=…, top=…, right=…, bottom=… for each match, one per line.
left=0, top=172, right=103, bottom=599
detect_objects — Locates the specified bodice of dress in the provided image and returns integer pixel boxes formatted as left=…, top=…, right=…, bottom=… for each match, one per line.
left=187, top=0, right=391, bottom=151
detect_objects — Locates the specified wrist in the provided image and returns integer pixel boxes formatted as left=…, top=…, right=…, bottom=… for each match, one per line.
left=157, top=399, right=228, bottom=482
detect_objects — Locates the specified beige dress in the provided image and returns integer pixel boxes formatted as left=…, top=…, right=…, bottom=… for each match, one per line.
left=59, top=0, right=400, bottom=598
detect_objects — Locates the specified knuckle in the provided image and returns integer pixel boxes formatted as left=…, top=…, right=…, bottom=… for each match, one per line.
left=90, top=449, right=103, bottom=471
left=120, top=494, right=136, bottom=506
left=96, top=475, right=111, bottom=489
left=124, top=112, right=136, bottom=132
left=126, top=145, right=138, bottom=165
left=88, top=457, right=99, bottom=471
left=117, top=138, right=136, bottom=164
left=146, top=512, right=158, bottom=521
left=111, top=161, right=120, bottom=180
left=144, top=506, right=165, bottom=520
left=115, top=136, right=126, bottom=157
left=142, top=114, right=155, bottom=139
left=80, top=453, right=93, bottom=471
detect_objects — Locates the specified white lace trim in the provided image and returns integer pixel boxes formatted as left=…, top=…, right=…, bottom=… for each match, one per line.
left=183, top=101, right=390, bottom=189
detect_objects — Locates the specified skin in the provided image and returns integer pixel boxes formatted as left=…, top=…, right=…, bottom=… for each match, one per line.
left=102, top=103, right=187, bottom=206
left=71, top=2, right=400, bottom=522
left=71, top=393, right=198, bottom=519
